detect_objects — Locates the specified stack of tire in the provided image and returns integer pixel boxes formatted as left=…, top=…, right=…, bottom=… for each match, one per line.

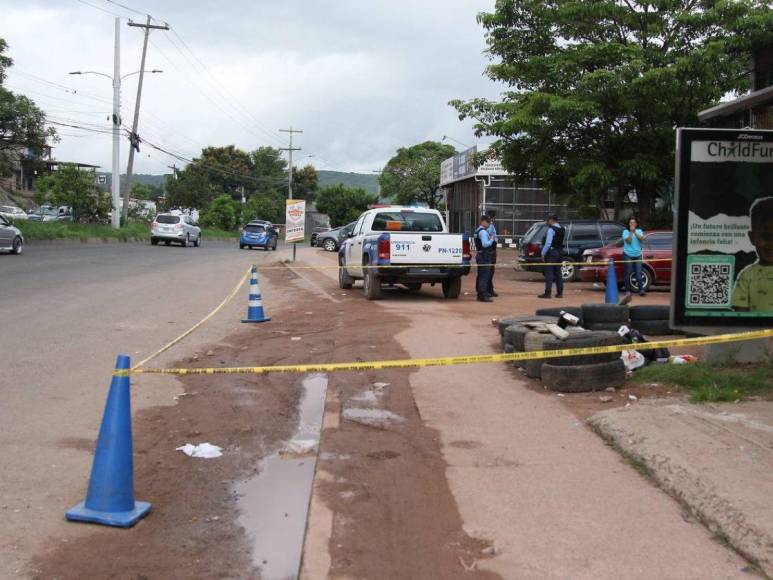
left=581, top=304, right=629, bottom=332
left=499, top=316, right=626, bottom=391
left=629, top=305, right=671, bottom=335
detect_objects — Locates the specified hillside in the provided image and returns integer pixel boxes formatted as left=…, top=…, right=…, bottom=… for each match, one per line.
left=95, top=173, right=168, bottom=189
left=318, top=170, right=379, bottom=194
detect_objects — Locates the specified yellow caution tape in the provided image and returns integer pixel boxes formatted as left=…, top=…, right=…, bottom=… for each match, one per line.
left=119, top=328, right=772, bottom=377
left=253, top=257, right=672, bottom=270
left=131, top=266, right=252, bottom=370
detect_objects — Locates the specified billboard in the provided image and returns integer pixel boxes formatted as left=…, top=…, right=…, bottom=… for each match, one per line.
left=440, top=146, right=510, bottom=186
left=285, top=199, right=306, bottom=243
left=672, top=128, right=773, bottom=327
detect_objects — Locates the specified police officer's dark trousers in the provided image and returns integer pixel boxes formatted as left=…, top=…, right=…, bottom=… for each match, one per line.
left=543, top=248, right=564, bottom=297
left=476, top=251, right=493, bottom=298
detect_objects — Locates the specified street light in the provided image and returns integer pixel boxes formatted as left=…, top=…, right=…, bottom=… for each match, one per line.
left=442, top=135, right=472, bottom=149
left=68, top=50, right=162, bottom=230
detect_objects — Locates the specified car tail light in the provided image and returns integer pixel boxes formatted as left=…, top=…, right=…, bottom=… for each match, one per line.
left=175, top=223, right=184, bottom=230
left=462, top=238, right=471, bottom=260
left=378, top=235, right=390, bottom=260
left=527, top=243, right=540, bottom=256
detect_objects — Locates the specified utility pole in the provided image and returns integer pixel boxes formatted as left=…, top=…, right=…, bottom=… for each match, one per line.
left=111, top=17, right=121, bottom=230
left=279, top=127, right=303, bottom=199
left=280, top=127, right=302, bottom=261
left=121, top=16, right=169, bottom=223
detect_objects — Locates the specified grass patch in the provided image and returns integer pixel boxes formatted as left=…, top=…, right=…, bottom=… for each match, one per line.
left=15, top=221, right=237, bottom=241
left=632, top=361, right=773, bottom=403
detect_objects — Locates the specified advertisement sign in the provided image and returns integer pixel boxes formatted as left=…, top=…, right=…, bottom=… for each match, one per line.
left=440, top=146, right=509, bottom=186
left=285, top=199, right=306, bottom=243
left=672, top=128, right=773, bottom=327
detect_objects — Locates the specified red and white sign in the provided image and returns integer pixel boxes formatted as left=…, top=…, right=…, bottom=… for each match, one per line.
left=285, top=199, right=306, bottom=243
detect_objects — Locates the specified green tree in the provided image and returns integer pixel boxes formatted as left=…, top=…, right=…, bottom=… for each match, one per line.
left=452, top=1, right=773, bottom=222
left=244, top=191, right=285, bottom=224
left=292, top=164, right=319, bottom=203
left=0, top=38, right=57, bottom=176
left=164, top=168, right=216, bottom=209
left=251, top=146, right=288, bottom=196
left=36, top=164, right=109, bottom=222
left=130, top=182, right=151, bottom=199
left=316, top=184, right=377, bottom=227
left=192, top=145, right=254, bottom=199
left=379, top=141, right=455, bottom=209
left=200, top=194, right=240, bottom=231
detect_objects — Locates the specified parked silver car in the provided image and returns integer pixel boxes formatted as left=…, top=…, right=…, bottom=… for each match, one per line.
left=150, top=213, right=201, bottom=247
left=0, top=205, right=28, bottom=221
left=317, top=221, right=355, bottom=252
left=0, top=214, right=24, bottom=254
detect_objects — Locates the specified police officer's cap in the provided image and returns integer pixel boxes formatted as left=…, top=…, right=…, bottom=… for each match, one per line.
left=480, top=214, right=491, bottom=222
left=547, top=213, right=559, bottom=221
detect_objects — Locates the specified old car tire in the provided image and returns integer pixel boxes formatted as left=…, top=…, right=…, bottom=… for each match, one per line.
left=629, top=305, right=670, bottom=321
left=584, top=321, right=627, bottom=332
left=497, top=315, right=555, bottom=336
left=363, top=266, right=381, bottom=300
left=542, top=331, right=624, bottom=366
left=582, top=303, right=629, bottom=323
left=323, top=238, right=337, bottom=252
left=12, top=236, right=23, bottom=255
left=503, top=325, right=532, bottom=351
left=442, top=277, right=462, bottom=299
left=561, top=260, right=577, bottom=282
left=534, top=306, right=583, bottom=321
left=629, top=319, right=673, bottom=336
left=339, top=258, right=353, bottom=289
left=404, top=283, right=422, bottom=292
left=541, top=359, right=626, bottom=393
left=524, top=358, right=543, bottom=378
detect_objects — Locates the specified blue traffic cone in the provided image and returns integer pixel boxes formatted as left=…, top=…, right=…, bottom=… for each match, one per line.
left=241, top=265, right=271, bottom=323
left=66, top=355, right=151, bottom=527
left=605, top=258, right=619, bottom=304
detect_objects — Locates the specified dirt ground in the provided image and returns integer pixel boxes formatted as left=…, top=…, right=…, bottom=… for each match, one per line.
left=29, top=263, right=496, bottom=579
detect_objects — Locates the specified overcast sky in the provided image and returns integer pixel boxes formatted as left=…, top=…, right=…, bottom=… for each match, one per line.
left=1, top=0, right=501, bottom=176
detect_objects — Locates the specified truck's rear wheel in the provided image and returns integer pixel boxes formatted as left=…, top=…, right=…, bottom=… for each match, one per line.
left=442, top=277, right=462, bottom=299
left=339, top=258, right=353, bottom=289
left=363, top=265, right=381, bottom=300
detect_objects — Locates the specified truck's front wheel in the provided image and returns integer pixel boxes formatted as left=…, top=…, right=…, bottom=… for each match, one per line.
left=339, top=258, right=353, bottom=289
left=442, top=277, right=462, bottom=299
left=363, top=265, right=381, bottom=300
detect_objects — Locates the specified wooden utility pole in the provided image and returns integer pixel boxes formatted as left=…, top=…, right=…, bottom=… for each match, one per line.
left=121, top=16, right=169, bottom=223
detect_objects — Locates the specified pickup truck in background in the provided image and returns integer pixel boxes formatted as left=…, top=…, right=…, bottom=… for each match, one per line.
left=338, top=207, right=471, bottom=300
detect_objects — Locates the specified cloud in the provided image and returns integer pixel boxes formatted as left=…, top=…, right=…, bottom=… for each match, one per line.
left=1, top=0, right=500, bottom=175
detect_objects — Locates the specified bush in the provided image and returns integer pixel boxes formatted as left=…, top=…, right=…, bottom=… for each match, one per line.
left=200, top=195, right=240, bottom=231
left=316, top=184, right=378, bottom=227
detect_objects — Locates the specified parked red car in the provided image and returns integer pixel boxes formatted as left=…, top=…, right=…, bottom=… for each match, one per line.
left=578, top=230, right=673, bottom=292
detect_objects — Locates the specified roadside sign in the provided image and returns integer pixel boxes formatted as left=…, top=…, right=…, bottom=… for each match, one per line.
left=96, top=175, right=107, bottom=185
left=285, top=199, right=306, bottom=243
left=672, top=128, right=773, bottom=328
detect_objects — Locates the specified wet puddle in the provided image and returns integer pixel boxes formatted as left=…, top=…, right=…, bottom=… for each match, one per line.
left=236, top=374, right=328, bottom=580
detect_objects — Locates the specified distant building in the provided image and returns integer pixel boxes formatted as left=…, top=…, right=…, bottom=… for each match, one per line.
left=440, top=146, right=572, bottom=244
left=698, top=46, right=773, bottom=129
left=0, top=145, right=99, bottom=193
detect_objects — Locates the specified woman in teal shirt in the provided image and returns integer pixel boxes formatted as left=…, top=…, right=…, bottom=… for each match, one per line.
left=622, top=217, right=645, bottom=296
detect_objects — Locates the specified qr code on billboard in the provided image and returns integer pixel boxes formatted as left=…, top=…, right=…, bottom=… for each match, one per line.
left=687, top=262, right=732, bottom=307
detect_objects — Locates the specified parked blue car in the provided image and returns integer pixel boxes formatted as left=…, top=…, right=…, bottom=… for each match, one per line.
left=240, top=222, right=278, bottom=251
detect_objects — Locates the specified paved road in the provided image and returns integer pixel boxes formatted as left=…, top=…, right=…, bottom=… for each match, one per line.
left=0, top=240, right=289, bottom=578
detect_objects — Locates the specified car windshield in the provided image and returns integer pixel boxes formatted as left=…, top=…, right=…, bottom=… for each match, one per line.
left=371, top=211, right=443, bottom=232
left=522, top=223, right=548, bottom=244
left=245, top=225, right=265, bottom=233
left=156, top=215, right=180, bottom=224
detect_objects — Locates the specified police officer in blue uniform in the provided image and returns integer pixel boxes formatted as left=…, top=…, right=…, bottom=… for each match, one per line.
left=487, top=214, right=499, bottom=297
left=538, top=213, right=564, bottom=299
left=475, top=214, right=496, bottom=302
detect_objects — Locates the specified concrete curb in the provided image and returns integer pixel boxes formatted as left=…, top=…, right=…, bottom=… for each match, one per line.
left=589, top=402, right=773, bottom=576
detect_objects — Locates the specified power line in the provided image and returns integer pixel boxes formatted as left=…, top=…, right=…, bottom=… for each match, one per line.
left=76, top=0, right=124, bottom=18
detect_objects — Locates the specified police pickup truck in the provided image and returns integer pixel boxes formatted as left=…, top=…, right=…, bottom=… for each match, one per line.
left=338, top=207, right=471, bottom=300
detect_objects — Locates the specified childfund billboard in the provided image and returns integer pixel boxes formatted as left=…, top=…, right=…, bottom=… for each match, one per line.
left=672, top=128, right=773, bottom=328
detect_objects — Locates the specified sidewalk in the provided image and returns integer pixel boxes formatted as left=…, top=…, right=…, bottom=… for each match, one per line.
left=590, top=400, right=773, bottom=577
left=297, top=248, right=749, bottom=578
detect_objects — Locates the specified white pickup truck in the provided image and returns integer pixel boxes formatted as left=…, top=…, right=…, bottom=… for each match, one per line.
left=338, top=207, right=471, bottom=300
